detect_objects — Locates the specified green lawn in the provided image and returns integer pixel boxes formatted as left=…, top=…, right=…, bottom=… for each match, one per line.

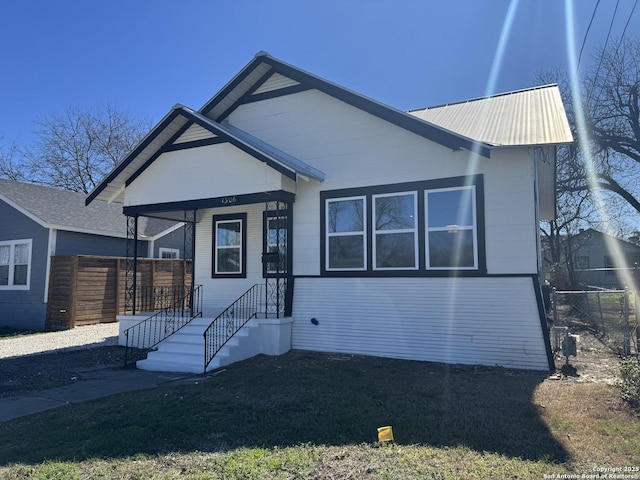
left=0, top=351, right=638, bottom=479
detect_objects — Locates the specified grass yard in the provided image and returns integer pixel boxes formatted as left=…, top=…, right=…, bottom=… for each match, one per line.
left=0, top=351, right=638, bottom=479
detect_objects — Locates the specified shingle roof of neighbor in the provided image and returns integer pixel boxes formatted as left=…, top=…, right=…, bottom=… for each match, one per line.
left=0, top=178, right=178, bottom=238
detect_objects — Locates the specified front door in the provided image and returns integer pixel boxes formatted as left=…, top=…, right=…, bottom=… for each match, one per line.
left=263, top=200, right=291, bottom=317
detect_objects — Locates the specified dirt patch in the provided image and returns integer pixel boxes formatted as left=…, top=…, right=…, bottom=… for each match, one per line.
left=0, top=346, right=125, bottom=398
left=550, top=328, right=623, bottom=384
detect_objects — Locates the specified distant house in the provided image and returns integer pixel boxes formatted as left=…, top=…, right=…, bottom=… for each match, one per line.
left=87, top=52, right=573, bottom=372
left=0, top=179, right=183, bottom=330
left=566, top=228, right=640, bottom=290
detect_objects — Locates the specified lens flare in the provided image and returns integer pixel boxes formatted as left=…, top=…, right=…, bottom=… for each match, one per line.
left=564, top=0, right=636, bottom=290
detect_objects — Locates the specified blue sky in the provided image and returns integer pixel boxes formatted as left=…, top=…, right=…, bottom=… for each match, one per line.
left=1, top=0, right=639, bottom=146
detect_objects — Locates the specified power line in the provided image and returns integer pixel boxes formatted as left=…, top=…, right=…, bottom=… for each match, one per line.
left=577, top=0, right=601, bottom=71
left=619, top=0, right=638, bottom=43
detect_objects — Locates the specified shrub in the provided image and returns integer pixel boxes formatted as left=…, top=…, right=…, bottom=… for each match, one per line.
left=619, top=356, right=640, bottom=407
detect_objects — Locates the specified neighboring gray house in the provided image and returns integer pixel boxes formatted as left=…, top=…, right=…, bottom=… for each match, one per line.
left=0, top=179, right=183, bottom=330
left=570, top=228, right=640, bottom=290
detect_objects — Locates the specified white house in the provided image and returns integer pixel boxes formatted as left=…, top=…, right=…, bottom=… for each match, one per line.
left=87, top=52, right=573, bottom=372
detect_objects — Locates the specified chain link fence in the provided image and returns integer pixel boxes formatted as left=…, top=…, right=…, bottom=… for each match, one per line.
left=551, top=289, right=639, bottom=356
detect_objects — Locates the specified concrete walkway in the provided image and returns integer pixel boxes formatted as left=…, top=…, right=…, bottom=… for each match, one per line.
left=0, top=366, right=209, bottom=423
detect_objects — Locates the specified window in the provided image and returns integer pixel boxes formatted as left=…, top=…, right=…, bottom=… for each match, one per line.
left=425, top=186, right=477, bottom=269
left=326, top=196, right=366, bottom=271
left=0, top=239, right=32, bottom=289
left=212, top=214, right=246, bottom=277
left=373, top=192, right=418, bottom=270
left=321, top=176, right=484, bottom=275
left=575, top=256, right=589, bottom=270
left=159, top=248, right=179, bottom=259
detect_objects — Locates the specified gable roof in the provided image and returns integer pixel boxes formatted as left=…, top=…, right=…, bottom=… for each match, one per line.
left=408, top=85, right=573, bottom=147
left=87, top=52, right=573, bottom=207
left=0, top=178, right=178, bottom=239
left=86, top=104, right=326, bottom=205
left=200, top=51, right=490, bottom=157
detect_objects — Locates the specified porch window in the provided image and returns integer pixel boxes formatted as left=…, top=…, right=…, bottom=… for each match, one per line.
left=326, top=196, right=366, bottom=271
left=0, top=239, right=32, bottom=289
left=373, top=192, right=418, bottom=269
left=425, top=186, right=477, bottom=269
left=212, top=214, right=247, bottom=277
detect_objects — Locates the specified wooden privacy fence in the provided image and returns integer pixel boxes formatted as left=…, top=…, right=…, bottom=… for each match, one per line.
left=46, top=255, right=192, bottom=331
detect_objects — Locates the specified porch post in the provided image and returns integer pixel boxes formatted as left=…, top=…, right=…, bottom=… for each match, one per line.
left=183, top=209, right=196, bottom=315
left=125, top=214, right=139, bottom=315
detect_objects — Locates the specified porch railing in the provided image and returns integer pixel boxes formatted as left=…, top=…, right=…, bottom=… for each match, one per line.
left=135, top=285, right=191, bottom=313
left=203, top=283, right=263, bottom=372
left=124, top=285, right=203, bottom=367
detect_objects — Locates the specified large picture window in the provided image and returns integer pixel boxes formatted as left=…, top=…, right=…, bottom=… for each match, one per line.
left=326, top=196, right=366, bottom=271
left=0, top=239, right=32, bottom=289
left=321, top=177, right=484, bottom=275
left=212, top=214, right=246, bottom=277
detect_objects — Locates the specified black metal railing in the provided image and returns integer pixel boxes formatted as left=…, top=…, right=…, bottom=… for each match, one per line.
left=203, top=284, right=264, bottom=372
left=124, top=285, right=203, bottom=367
left=135, top=285, right=191, bottom=313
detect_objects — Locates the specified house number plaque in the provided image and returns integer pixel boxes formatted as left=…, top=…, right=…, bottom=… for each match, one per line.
left=220, top=196, right=237, bottom=205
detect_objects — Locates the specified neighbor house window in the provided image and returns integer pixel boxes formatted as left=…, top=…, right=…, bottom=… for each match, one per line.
left=212, top=214, right=246, bottom=277
left=425, top=186, right=477, bottom=269
left=373, top=192, right=418, bottom=270
left=159, top=248, right=180, bottom=259
left=0, top=239, right=32, bottom=289
left=326, top=196, right=366, bottom=271
left=321, top=176, right=484, bottom=275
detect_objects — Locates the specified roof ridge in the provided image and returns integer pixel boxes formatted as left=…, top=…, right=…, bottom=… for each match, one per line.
left=408, top=83, right=560, bottom=113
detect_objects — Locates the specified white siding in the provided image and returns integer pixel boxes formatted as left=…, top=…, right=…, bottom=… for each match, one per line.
left=124, top=143, right=286, bottom=207
left=194, top=205, right=267, bottom=316
left=173, top=124, right=217, bottom=144
left=228, top=89, right=538, bottom=275
left=253, top=73, right=300, bottom=95
left=292, top=276, right=549, bottom=370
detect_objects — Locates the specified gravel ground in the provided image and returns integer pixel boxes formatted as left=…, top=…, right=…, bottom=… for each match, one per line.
left=0, top=323, right=119, bottom=359
left=0, top=323, right=124, bottom=397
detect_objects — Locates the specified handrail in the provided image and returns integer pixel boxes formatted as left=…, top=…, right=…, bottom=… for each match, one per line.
left=203, top=283, right=263, bottom=372
left=124, top=284, right=203, bottom=367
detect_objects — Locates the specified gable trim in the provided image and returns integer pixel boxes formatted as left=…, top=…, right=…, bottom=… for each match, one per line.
left=200, top=53, right=491, bottom=159
left=86, top=109, right=186, bottom=205
left=163, top=136, right=227, bottom=152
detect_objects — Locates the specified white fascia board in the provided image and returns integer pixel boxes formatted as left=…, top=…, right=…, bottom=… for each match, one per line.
left=148, top=222, right=185, bottom=241
left=43, top=228, right=57, bottom=303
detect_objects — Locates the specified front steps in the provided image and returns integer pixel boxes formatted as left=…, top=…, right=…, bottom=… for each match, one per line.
left=133, top=315, right=293, bottom=373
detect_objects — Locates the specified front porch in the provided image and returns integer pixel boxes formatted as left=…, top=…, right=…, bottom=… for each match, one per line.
left=118, top=192, right=295, bottom=373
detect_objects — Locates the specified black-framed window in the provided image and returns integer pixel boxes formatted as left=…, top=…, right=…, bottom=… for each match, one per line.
left=320, top=176, right=485, bottom=276
left=326, top=196, right=366, bottom=271
left=373, top=191, right=418, bottom=270
left=212, top=213, right=247, bottom=278
left=425, top=186, right=478, bottom=270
